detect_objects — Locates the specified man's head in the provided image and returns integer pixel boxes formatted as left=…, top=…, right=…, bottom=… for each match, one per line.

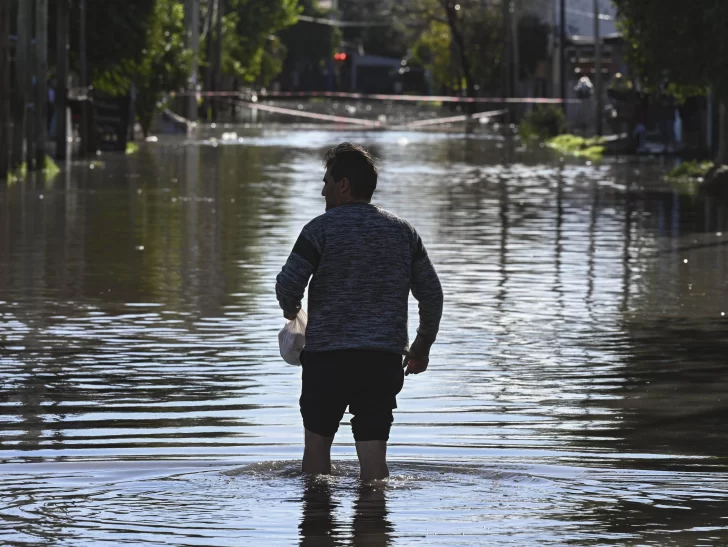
left=322, top=143, right=378, bottom=211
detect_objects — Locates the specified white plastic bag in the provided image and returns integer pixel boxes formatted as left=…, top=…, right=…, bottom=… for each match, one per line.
left=278, top=309, right=307, bottom=365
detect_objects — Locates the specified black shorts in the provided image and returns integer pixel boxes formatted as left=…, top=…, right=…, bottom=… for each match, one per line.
left=300, top=349, right=405, bottom=442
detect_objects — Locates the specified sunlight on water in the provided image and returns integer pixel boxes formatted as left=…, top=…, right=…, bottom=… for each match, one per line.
left=2, top=128, right=728, bottom=544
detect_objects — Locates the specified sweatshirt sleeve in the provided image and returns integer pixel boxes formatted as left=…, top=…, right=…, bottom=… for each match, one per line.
left=275, top=226, right=321, bottom=315
left=410, top=230, right=443, bottom=343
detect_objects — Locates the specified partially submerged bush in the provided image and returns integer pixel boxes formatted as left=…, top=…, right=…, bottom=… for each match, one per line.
left=547, top=134, right=606, bottom=159
left=666, top=160, right=714, bottom=181
left=519, top=105, right=567, bottom=141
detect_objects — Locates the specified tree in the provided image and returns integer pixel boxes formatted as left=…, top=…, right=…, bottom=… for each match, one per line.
left=92, top=0, right=300, bottom=135
left=339, top=0, right=409, bottom=59
left=215, top=0, right=300, bottom=85
left=46, top=0, right=156, bottom=86
left=401, top=0, right=504, bottom=96
left=133, top=0, right=192, bottom=137
left=278, top=0, right=341, bottom=91
left=95, top=0, right=191, bottom=137
left=517, top=15, right=548, bottom=81
left=612, top=0, right=728, bottom=163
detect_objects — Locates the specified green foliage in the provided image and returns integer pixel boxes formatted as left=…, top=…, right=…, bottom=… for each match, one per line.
left=134, top=0, right=192, bottom=136
left=93, top=0, right=192, bottom=137
left=399, top=0, right=505, bottom=95
left=5, top=157, right=58, bottom=184
left=613, top=0, right=728, bottom=163
left=6, top=162, right=28, bottom=185
left=46, top=0, right=156, bottom=85
left=91, top=0, right=300, bottom=135
left=43, top=156, right=60, bottom=179
left=612, top=0, right=728, bottom=98
left=519, top=105, right=567, bottom=141
left=547, top=135, right=606, bottom=160
left=278, top=0, right=340, bottom=88
left=218, top=0, right=300, bottom=85
left=412, top=18, right=452, bottom=91
left=340, top=0, right=408, bottom=59
left=666, top=161, right=714, bottom=181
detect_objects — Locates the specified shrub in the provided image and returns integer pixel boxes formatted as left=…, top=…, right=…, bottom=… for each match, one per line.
left=519, top=105, right=567, bottom=141
left=666, top=160, right=714, bottom=180
left=547, top=135, right=606, bottom=159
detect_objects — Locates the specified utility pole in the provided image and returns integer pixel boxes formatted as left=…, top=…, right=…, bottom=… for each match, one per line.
left=204, top=0, right=215, bottom=120
left=15, top=0, right=30, bottom=170
left=594, top=0, right=602, bottom=135
left=186, top=0, right=199, bottom=122
left=56, top=0, right=69, bottom=160
left=559, top=0, right=567, bottom=112
left=502, top=0, right=511, bottom=100
left=35, top=0, right=48, bottom=168
left=80, top=0, right=88, bottom=156
left=214, top=0, right=223, bottom=121
left=23, top=0, right=34, bottom=171
left=0, top=0, right=9, bottom=180
left=11, top=0, right=24, bottom=169
left=511, top=0, right=519, bottom=100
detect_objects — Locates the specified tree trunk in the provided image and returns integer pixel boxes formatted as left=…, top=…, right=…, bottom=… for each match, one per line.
left=443, top=2, right=474, bottom=99
left=717, top=98, right=728, bottom=167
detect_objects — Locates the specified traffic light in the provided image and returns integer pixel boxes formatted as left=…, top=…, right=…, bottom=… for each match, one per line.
left=334, top=52, right=348, bottom=62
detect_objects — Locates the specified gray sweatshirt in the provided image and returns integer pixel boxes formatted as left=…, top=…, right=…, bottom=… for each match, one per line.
left=276, top=202, right=443, bottom=355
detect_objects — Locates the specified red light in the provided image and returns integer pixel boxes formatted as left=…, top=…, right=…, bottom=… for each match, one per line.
left=334, top=52, right=347, bottom=61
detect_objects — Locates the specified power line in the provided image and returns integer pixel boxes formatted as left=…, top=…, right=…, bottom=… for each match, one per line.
left=566, top=7, right=613, bottom=21
left=296, top=3, right=615, bottom=27
left=297, top=14, right=389, bottom=27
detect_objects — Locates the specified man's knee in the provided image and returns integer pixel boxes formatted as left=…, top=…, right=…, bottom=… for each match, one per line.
left=305, top=428, right=335, bottom=447
left=350, top=411, right=393, bottom=442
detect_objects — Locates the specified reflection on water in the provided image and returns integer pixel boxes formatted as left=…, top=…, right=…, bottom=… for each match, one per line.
left=2, top=128, right=728, bottom=544
left=299, top=476, right=393, bottom=547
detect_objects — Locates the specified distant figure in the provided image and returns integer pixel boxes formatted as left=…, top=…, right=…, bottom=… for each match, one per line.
left=574, top=76, right=595, bottom=135
left=632, top=94, right=649, bottom=152
left=47, top=81, right=56, bottom=137
left=658, top=93, right=676, bottom=152
left=276, top=143, right=444, bottom=481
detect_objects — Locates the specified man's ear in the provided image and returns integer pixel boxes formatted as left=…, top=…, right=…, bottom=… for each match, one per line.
left=340, top=177, right=351, bottom=194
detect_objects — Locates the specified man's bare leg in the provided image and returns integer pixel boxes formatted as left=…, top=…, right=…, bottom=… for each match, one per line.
left=303, top=429, right=335, bottom=475
left=355, top=440, right=389, bottom=481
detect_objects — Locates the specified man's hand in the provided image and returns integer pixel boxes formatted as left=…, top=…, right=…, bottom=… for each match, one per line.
left=284, top=308, right=300, bottom=321
left=404, top=354, right=429, bottom=375
left=404, top=335, right=434, bottom=376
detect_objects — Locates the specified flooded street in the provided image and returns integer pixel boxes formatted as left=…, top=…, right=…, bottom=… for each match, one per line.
left=2, top=128, right=728, bottom=545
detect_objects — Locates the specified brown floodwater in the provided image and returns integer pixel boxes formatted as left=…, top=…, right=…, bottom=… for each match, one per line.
left=1, top=127, right=728, bottom=545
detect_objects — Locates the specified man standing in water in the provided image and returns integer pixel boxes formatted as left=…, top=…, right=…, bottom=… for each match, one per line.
left=276, top=142, right=444, bottom=481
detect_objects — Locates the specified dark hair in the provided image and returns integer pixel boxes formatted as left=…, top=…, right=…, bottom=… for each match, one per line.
left=324, top=142, right=378, bottom=200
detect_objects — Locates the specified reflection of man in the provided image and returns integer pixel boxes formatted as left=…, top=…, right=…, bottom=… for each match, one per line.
left=299, top=477, right=393, bottom=547
left=299, top=478, right=342, bottom=547
left=352, top=484, right=393, bottom=545
left=276, top=142, right=444, bottom=480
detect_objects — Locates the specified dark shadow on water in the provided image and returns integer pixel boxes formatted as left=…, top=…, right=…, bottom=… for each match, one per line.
left=617, top=317, right=728, bottom=461
left=299, top=476, right=393, bottom=547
